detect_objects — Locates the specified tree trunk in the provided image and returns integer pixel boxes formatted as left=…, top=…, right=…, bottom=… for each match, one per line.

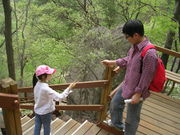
left=161, top=30, right=175, bottom=68
left=2, top=0, right=16, bottom=80
left=174, top=0, right=180, bottom=41
left=161, top=0, right=180, bottom=68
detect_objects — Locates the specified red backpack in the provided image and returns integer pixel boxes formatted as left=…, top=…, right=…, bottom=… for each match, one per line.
left=141, top=44, right=166, bottom=92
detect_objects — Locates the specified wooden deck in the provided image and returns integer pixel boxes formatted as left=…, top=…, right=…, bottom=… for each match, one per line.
left=19, top=92, right=180, bottom=135
left=104, top=92, right=180, bottom=135
left=134, top=92, right=180, bottom=135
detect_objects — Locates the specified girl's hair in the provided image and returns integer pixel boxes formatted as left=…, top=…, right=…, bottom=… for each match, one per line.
left=32, top=73, right=48, bottom=88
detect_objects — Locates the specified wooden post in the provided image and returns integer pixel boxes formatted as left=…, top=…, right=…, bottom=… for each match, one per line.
left=98, top=67, right=113, bottom=122
left=0, top=78, right=22, bottom=135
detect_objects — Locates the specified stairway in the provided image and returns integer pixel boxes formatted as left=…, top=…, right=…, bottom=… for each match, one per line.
left=21, top=116, right=114, bottom=135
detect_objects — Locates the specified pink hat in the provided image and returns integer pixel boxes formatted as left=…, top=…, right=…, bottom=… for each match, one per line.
left=35, top=65, right=56, bottom=76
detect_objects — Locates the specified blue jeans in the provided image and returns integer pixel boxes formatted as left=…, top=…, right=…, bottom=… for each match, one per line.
left=34, top=112, right=52, bottom=135
left=110, top=88, right=143, bottom=135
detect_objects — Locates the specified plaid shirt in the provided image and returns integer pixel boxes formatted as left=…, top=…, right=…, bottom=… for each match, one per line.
left=116, top=38, right=157, bottom=99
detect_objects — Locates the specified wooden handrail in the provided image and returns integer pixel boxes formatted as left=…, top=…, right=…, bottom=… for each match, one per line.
left=18, top=80, right=109, bottom=93
left=20, top=104, right=104, bottom=111
left=155, top=45, right=180, bottom=58
left=0, top=93, right=19, bottom=109
left=0, top=78, right=22, bottom=135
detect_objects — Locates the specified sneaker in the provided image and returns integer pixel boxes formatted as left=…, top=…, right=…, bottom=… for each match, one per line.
left=103, top=119, right=113, bottom=126
left=104, top=120, right=125, bottom=132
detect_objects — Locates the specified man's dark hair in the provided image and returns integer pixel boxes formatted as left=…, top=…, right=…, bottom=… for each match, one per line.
left=122, top=20, right=144, bottom=37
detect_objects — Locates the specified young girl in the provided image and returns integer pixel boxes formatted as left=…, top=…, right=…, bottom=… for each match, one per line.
left=32, top=65, right=76, bottom=135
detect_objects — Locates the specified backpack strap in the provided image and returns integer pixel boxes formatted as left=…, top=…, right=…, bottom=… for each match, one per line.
left=141, top=44, right=156, bottom=57
left=140, top=44, right=156, bottom=73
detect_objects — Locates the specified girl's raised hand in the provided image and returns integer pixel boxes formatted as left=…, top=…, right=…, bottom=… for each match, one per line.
left=68, top=81, right=77, bottom=89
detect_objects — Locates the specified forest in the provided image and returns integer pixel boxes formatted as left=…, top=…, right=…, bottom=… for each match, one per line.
left=0, top=0, right=180, bottom=120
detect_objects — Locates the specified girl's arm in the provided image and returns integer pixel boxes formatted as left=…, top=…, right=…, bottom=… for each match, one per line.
left=48, top=82, right=77, bottom=101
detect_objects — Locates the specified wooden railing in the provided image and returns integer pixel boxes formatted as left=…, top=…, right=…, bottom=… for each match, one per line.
left=155, top=45, right=180, bottom=95
left=0, top=67, right=113, bottom=135
left=0, top=78, right=22, bottom=135
left=155, top=45, right=180, bottom=58
left=17, top=67, right=113, bottom=121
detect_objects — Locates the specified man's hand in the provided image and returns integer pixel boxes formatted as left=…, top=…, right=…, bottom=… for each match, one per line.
left=113, top=66, right=121, bottom=73
left=101, top=60, right=116, bottom=67
left=131, top=93, right=142, bottom=104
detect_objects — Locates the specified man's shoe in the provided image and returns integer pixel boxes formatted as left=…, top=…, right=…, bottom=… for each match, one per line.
left=103, top=119, right=113, bottom=126
left=104, top=119, right=125, bottom=132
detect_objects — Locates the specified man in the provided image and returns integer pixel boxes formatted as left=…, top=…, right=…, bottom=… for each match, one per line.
left=102, top=20, right=157, bottom=135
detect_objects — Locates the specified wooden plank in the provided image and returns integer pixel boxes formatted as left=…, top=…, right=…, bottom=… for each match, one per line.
left=64, top=123, right=81, bottom=135
left=54, top=118, right=77, bottom=135
left=96, top=129, right=109, bottom=135
left=20, top=104, right=104, bottom=111
left=136, top=131, right=146, bottom=135
left=71, top=120, right=93, bottom=135
left=166, top=75, right=180, bottom=83
left=18, top=80, right=109, bottom=93
left=0, top=93, right=19, bottom=109
left=142, top=102, right=179, bottom=123
left=140, top=112, right=180, bottom=134
left=2, top=108, right=18, bottom=134
left=166, top=71, right=180, bottom=78
left=155, top=45, right=180, bottom=58
left=144, top=98, right=180, bottom=118
left=123, top=112, right=167, bottom=135
left=166, top=73, right=180, bottom=81
left=0, top=78, right=22, bottom=135
left=137, top=125, right=161, bottom=135
left=97, top=122, right=123, bottom=135
left=151, top=92, right=180, bottom=105
left=166, top=70, right=180, bottom=77
left=23, top=125, right=34, bottom=135
left=24, top=118, right=65, bottom=135
left=84, top=124, right=101, bottom=135
left=146, top=98, right=180, bottom=114
left=21, top=116, right=30, bottom=125
left=139, top=119, right=174, bottom=135
left=99, top=67, right=112, bottom=121
left=121, top=112, right=160, bottom=135
left=55, top=105, right=104, bottom=111
left=51, top=118, right=65, bottom=133
left=22, top=117, right=35, bottom=132
left=141, top=105, right=180, bottom=129
left=150, top=94, right=180, bottom=109
left=10, top=84, right=22, bottom=135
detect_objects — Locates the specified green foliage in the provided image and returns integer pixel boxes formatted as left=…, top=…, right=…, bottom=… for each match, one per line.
left=0, top=0, right=179, bottom=98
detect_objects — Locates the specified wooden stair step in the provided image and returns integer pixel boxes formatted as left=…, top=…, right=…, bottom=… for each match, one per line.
left=54, top=118, right=78, bottom=135
left=40, top=118, right=65, bottom=135
left=84, top=124, right=101, bottom=135
left=21, top=115, right=31, bottom=125
left=23, top=124, right=34, bottom=135
left=51, top=118, right=65, bottom=134
left=71, top=120, right=94, bottom=135
left=22, top=117, right=64, bottom=135
left=64, top=122, right=81, bottom=135
left=22, top=117, right=35, bottom=132
left=96, top=129, right=110, bottom=135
